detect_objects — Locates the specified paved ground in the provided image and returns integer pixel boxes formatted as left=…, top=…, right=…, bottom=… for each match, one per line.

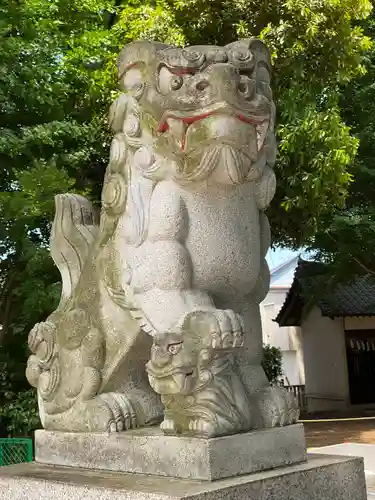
left=303, top=417, right=375, bottom=448
left=302, top=418, right=375, bottom=499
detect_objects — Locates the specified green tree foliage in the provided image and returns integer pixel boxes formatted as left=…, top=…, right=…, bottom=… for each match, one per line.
left=0, top=389, right=40, bottom=437
left=0, top=0, right=372, bottom=434
left=262, top=344, right=283, bottom=384
left=310, top=8, right=375, bottom=280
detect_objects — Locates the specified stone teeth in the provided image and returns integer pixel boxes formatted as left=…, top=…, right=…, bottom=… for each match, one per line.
left=256, top=121, right=269, bottom=151
left=166, top=118, right=185, bottom=138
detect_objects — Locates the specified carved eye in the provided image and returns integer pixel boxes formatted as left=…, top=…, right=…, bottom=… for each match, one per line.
left=158, top=66, right=184, bottom=94
left=170, top=75, right=183, bottom=90
left=196, top=79, right=210, bottom=92
left=167, top=342, right=183, bottom=355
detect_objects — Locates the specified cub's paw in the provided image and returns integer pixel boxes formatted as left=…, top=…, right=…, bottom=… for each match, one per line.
left=188, top=418, right=216, bottom=438
left=160, top=418, right=177, bottom=435
left=178, top=309, right=245, bottom=350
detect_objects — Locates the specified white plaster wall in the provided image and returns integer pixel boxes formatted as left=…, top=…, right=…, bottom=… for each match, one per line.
left=301, top=306, right=349, bottom=413
left=282, top=351, right=302, bottom=386
left=261, top=288, right=305, bottom=385
left=285, top=326, right=306, bottom=386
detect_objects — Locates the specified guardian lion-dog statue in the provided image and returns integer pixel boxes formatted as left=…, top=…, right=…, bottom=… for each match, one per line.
left=26, top=39, right=298, bottom=437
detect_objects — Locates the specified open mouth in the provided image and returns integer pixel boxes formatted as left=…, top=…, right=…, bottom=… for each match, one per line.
left=157, top=107, right=269, bottom=152
left=147, top=368, right=195, bottom=394
left=146, top=362, right=194, bottom=378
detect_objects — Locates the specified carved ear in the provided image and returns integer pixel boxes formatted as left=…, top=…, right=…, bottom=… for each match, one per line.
left=118, top=41, right=171, bottom=81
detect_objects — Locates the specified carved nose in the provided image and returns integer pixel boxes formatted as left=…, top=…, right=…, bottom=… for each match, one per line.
left=152, top=350, right=170, bottom=368
left=195, top=65, right=256, bottom=102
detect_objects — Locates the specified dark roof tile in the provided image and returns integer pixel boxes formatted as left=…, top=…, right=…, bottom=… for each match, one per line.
left=275, top=259, right=375, bottom=326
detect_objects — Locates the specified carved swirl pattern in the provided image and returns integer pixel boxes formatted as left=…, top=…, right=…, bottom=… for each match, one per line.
left=123, top=114, right=141, bottom=138
left=26, top=356, right=42, bottom=388
left=28, top=321, right=55, bottom=365
left=182, top=49, right=205, bottom=65
left=102, top=130, right=129, bottom=218
left=227, top=48, right=255, bottom=71
left=102, top=173, right=127, bottom=216
left=38, top=358, right=60, bottom=402
left=26, top=321, right=60, bottom=401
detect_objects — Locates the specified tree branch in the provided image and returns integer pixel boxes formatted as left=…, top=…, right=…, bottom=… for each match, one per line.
left=326, top=232, right=375, bottom=277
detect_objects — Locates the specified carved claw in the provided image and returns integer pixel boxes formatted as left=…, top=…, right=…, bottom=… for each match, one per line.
left=98, top=392, right=138, bottom=432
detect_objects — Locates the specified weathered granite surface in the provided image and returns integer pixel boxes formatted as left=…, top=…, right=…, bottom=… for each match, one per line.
left=35, top=424, right=306, bottom=480
left=0, top=455, right=367, bottom=500
left=25, top=37, right=298, bottom=438
left=309, top=442, right=375, bottom=488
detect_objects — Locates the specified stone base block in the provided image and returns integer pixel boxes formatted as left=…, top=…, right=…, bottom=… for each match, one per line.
left=309, top=442, right=375, bottom=489
left=35, top=424, right=306, bottom=481
left=0, top=454, right=367, bottom=500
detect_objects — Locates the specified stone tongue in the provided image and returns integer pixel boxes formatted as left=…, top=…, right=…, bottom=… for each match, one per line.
left=166, top=118, right=188, bottom=150
left=172, top=372, right=186, bottom=390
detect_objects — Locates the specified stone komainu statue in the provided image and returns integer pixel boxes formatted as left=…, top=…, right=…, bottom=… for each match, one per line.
left=26, top=40, right=299, bottom=437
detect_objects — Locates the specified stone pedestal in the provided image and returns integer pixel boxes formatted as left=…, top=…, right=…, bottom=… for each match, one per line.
left=0, top=424, right=368, bottom=499
left=309, top=442, right=375, bottom=490
left=0, top=454, right=367, bottom=500
left=34, top=424, right=307, bottom=480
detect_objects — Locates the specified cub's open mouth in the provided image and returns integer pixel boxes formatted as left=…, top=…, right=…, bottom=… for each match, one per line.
left=147, top=368, right=195, bottom=394
left=146, top=362, right=195, bottom=378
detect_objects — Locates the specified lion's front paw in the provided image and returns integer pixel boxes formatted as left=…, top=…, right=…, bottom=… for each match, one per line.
left=42, top=392, right=140, bottom=433
left=284, top=390, right=300, bottom=425
left=45, top=393, right=136, bottom=433
left=179, top=308, right=245, bottom=349
left=99, top=392, right=137, bottom=432
left=252, top=386, right=300, bottom=429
